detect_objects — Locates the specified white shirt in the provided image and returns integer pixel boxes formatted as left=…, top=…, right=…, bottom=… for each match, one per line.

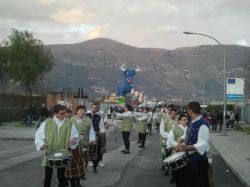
left=116, top=111, right=134, bottom=119
left=35, top=116, right=79, bottom=151
left=167, top=125, right=187, bottom=148
left=147, top=111, right=153, bottom=123
left=159, top=114, right=173, bottom=139
left=187, top=115, right=210, bottom=155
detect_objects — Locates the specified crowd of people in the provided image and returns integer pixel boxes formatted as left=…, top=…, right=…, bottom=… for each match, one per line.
left=34, top=100, right=241, bottom=187
left=35, top=102, right=107, bottom=187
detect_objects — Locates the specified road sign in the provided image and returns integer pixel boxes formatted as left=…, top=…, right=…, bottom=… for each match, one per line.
left=226, top=78, right=244, bottom=101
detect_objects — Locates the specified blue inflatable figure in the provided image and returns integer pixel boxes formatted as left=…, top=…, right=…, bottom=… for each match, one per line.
left=116, top=64, right=141, bottom=97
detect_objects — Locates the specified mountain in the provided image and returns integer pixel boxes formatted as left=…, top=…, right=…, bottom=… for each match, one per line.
left=38, top=38, right=250, bottom=102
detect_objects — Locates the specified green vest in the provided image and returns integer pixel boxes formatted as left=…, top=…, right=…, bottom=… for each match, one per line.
left=72, top=116, right=93, bottom=145
left=160, top=115, right=177, bottom=142
left=137, top=115, right=147, bottom=134
left=172, top=125, right=184, bottom=142
left=42, top=118, right=72, bottom=166
left=122, top=116, right=133, bottom=132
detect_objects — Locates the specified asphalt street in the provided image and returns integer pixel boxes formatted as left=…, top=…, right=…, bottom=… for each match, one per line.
left=0, top=125, right=245, bottom=187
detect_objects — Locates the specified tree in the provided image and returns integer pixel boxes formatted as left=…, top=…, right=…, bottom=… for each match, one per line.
left=0, top=43, right=9, bottom=91
left=3, top=29, right=53, bottom=104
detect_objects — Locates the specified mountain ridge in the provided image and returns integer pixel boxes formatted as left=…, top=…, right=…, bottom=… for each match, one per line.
left=39, top=37, right=250, bottom=102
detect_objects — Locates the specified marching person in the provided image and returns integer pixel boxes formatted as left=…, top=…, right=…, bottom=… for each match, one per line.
left=160, top=107, right=177, bottom=172
left=166, top=114, right=188, bottom=185
left=35, top=104, right=79, bottom=187
left=176, top=101, right=210, bottom=187
left=86, top=102, right=106, bottom=173
left=65, top=105, right=95, bottom=187
left=152, top=108, right=162, bottom=132
left=116, top=104, right=134, bottom=154
left=135, top=107, right=150, bottom=148
left=134, top=106, right=144, bottom=144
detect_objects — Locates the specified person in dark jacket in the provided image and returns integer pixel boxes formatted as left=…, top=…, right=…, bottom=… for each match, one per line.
left=37, top=103, right=49, bottom=128
left=27, top=104, right=36, bottom=127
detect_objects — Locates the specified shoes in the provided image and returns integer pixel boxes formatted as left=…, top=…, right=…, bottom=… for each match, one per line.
left=138, top=145, right=145, bottom=148
left=123, top=150, right=130, bottom=154
left=98, top=162, right=105, bottom=167
left=169, top=178, right=175, bottom=184
left=80, top=176, right=86, bottom=180
left=89, top=162, right=93, bottom=167
left=164, top=170, right=169, bottom=176
left=161, top=165, right=165, bottom=171
left=137, top=141, right=141, bottom=144
left=121, top=150, right=127, bottom=153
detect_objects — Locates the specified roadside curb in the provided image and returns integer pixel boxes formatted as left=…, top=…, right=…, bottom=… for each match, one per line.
left=210, top=135, right=250, bottom=187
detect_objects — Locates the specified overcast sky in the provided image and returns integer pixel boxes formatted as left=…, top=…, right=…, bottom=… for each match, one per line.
left=0, top=0, right=249, bottom=49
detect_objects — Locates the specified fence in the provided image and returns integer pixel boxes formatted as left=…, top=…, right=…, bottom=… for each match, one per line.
left=0, top=93, right=46, bottom=121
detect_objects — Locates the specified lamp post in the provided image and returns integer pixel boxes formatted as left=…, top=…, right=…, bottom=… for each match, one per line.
left=183, top=31, right=227, bottom=135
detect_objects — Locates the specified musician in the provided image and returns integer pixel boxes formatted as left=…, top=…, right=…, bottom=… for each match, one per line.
left=166, top=114, right=188, bottom=185
left=135, top=107, right=149, bottom=148
left=176, top=101, right=210, bottom=187
left=134, top=106, right=144, bottom=144
left=65, top=105, right=95, bottom=187
left=116, top=104, right=134, bottom=154
left=86, top=102, right=106, bottom=173
left=159, top=107, right=177, bottom=171
left=35, top=104, right=79, bottom=187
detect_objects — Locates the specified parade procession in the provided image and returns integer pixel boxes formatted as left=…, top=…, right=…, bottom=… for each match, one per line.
left=31, top=64, right=220, bottom=187
left=1, top=1, right=250, bottom=187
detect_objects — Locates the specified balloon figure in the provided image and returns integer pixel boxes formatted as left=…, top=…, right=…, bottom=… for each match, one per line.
left=116, top=64, right=141, bottom=97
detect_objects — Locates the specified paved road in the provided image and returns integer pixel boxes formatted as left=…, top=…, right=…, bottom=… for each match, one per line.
left=0, top=125, right=245, bottom=187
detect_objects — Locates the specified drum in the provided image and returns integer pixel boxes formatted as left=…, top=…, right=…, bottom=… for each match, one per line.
left=46, top=150, right=72, bottom=168
left=88, top=142, right=97, bottom=161
left=163, top=151, right=189, bottom=171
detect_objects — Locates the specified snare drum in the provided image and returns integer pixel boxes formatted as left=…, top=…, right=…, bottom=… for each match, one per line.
left=46, top=150, right=72, bottom=168
left=163, top=151, right=189, bottom=171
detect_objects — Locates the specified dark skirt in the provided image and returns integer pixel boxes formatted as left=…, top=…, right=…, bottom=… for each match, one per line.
left=65, top=146, right=86, bottom=178
left=184, top=158, right=209, bottom=187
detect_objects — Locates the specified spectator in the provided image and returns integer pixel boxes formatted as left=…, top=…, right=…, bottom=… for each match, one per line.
left=26, top=104, right=36, bottom=127
left=37, top=103, right=49, bottom=128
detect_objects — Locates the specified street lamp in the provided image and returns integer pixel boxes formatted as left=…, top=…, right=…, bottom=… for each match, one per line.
left=183, top=31, right=227, bottom=135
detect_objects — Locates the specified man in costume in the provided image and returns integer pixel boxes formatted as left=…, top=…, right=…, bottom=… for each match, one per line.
left=116, top=104, right=134, bottom=154
left=65, top=105, right=96, bottom=187
left=35, top=104, right=79, bottom=187
left=135, top=107, right=149, bottom=148
left=176, top=101, right=210, bottom=187
left=86, top=102, right=106, bottom=173
left=166, top=114, right=188, bottom=185
left=159, top=107, right=177, bottom=173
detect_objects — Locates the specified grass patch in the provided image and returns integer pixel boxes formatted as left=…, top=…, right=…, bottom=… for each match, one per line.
left=234, top=125, right=250, bottom=134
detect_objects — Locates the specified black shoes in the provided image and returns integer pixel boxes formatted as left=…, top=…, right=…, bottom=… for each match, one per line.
left=161, top=165, right=165, bottom=171
left=164, top=170, right=169, bottom=176
left=80, top=176, right=86, bottom=180
left=169, top=178, right=175, bottom=184
left=121, top=150, right=130, bottom=154
left=138, top=145, right=145, bottom=148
